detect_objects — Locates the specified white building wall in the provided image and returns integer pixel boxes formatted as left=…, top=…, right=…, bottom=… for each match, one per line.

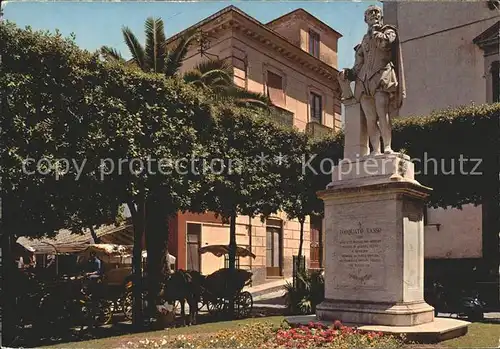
left=385, top=1, right=498, bottom=117
left=383, top=1, right=500, bottom=259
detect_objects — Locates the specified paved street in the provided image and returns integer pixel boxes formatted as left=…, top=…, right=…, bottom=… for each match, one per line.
left=437, top=312, right=500, bottom=322
left=253, top=290, right=286, bottom=309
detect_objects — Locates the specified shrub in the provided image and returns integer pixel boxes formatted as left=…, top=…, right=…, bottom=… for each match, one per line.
left=284, top=269, right=325, bottom=315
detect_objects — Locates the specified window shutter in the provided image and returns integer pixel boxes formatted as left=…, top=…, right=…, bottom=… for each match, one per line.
left=310, top=92, right=322, bottom=123
left=267, top=71, right=284, bottom=105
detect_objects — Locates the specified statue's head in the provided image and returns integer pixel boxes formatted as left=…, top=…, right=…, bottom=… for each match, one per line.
left=364, top=5, right=383, bottom=27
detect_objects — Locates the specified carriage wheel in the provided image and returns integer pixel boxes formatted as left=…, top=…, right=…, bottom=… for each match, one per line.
left=235, top=291, right=253, bottom=319
left=88, top=299, right=114, bottom=326
left=122, top=291, right=133, bottom=320
left=100, top=299, right=115, bottom=325
left=197, top=297, right=206, bottom=312
left=206, top=299, right=223, bottom=316
left=122, top=290, right=150, bottom=320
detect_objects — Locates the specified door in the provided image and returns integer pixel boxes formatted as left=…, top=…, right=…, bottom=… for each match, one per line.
left=186, top=223, right=201, bottom=272
left=310, top=216, right=322, bottom=269
left=266, top=226, right=282, bottom=277
left=310, top=228, right=321, bottom=269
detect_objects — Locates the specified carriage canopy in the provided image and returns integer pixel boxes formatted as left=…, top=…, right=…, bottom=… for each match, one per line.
left=77, top=244, right=176, bottom=266
left=199, top=245, right=256, bottom=259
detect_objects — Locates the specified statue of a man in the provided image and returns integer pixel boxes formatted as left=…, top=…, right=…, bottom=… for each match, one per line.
left=338, top=5, right=405, bottom=155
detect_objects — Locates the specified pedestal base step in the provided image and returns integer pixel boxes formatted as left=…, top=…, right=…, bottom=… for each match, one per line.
left=285, top=315, right=469, bottom=344
left=316, top=300, right=435, bottom=326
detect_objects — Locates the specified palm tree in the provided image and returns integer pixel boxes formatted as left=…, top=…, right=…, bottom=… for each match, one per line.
left=100, top=17, right=196, bottom=77
left=101, top=17, right=273, bottom=111
left=183, top=58, right=272, bottom=110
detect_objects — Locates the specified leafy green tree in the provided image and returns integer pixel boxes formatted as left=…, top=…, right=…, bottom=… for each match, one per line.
left=0, top=23, right=135, bottom=335
left=281, top=136, right=318, bottom=259
left=0, top=22, right=213, bottom=329
left=100, top=19, right=273, bottom=311
left=197, top=105, right=303, bottom=317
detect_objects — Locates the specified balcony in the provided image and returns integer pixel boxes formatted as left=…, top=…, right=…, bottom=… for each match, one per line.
left=269, top=105, right=294, bottom=128
left=306, top=121, right=334, bottom=140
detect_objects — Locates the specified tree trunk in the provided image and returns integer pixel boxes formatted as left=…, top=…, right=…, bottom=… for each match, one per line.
left=1, top=234, right=14, bottom=346
left=128, top=197, right=145, bottom=330
left=89, top=225, right=100, bottom=243
left=298, top=218, right=305, bottom=258
left=228, top=211, right=237, bottom=271
left=228, top=210, right=237, bottom=319
left=145, top=195, right=169, bottom=322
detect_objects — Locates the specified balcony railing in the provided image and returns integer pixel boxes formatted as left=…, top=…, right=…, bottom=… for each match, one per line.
left=306, top=121, right=334, bottom=140
left=269, top=105, right=294, bottom=128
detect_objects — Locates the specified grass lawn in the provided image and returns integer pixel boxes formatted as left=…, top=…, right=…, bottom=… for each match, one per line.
left=41, top=318, right=500, bottom=349
left=440, top=322, right=500, bottom=348
left=43, top=316, right=286, bottom=349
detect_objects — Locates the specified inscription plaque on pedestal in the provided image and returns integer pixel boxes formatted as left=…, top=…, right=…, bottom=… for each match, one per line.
left=335, top=223, right=385, bottom=289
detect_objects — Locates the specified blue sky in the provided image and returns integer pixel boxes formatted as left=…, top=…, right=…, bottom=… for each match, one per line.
left=2, top=1, right=380, bottom=70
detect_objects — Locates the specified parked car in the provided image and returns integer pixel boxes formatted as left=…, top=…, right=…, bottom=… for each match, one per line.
left=425, top=280, right=486, bottom=321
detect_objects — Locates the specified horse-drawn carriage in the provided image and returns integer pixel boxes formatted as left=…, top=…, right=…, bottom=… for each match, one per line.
left=76, top=244, right=176, bottom=323
left=153, top=245, right=256, bottom=325
left=197, top=245, right=255, bottom=319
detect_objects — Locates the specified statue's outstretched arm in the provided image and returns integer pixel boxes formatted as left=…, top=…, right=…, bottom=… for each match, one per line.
left=373, top=28, right=396, bottom=49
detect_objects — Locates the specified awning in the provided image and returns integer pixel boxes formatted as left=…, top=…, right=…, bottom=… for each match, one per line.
left=16, top=224, right=133, bottom=255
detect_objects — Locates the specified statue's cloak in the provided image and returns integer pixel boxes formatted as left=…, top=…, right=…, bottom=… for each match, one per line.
left=384, top=24, right=406, bottom=114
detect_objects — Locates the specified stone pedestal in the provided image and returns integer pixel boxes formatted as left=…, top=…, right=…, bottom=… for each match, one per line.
left=316, top=153, right=435, bottom=326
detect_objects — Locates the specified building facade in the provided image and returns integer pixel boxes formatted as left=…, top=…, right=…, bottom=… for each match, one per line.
left=383, top=1, right=499, bottom=302
left=166, top=6, right=343, bottom=285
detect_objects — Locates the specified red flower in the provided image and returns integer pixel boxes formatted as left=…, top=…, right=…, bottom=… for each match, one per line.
left=333, top=320, right=342, bottom=329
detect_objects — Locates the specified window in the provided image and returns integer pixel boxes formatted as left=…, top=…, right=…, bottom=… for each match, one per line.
left=310, top=92, right=322, bottom=123
left=309, top=30, right=320, bottom=58
left=266, top=71, right=284, bottom=105
left=266, top=227, right=281, bottom=276
left=492, top=61, right=499, bottom=103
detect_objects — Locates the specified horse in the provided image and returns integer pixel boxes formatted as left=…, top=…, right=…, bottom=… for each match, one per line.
left=160, top=269, right=205, bottom=326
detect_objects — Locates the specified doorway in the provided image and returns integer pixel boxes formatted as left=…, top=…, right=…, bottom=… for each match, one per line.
left=186, top=223, right=201, bottom=272
left=266, top=219, right=283, bottom=277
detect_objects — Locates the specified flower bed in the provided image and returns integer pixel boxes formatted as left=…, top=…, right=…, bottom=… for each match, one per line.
left=126, top=321, right=405, bottom=348
left=270, top=321, right=404, bottom=348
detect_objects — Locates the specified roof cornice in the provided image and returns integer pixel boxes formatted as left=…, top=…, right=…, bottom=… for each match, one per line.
left=166, top=6, right=340, bottom=90
left=473, top=21, right=499, bottom=56
left=229, top=14, right=339, bottom=83
left=473, top=20, right=499, bottom=48
left=266, top=8, right=343, bottom=39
